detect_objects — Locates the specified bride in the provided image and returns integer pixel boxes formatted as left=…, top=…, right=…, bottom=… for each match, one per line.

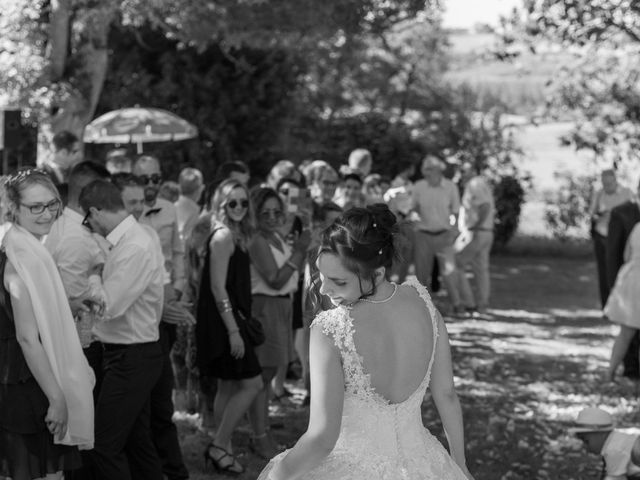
left=258, top=204, right=474, bottom=480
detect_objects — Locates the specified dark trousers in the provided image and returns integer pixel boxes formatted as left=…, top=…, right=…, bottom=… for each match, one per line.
left=152, top=323, right=189, bottom=480
left=91, top=342, right=164, bottom=480
left=592, top=232, right=610, bottom=307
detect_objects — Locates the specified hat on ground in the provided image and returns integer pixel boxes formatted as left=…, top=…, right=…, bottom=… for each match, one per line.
left=568, top=407, right=615, bottom=434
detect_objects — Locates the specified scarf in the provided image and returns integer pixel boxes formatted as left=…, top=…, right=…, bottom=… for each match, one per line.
left=4, top=224, right=95, bottom=449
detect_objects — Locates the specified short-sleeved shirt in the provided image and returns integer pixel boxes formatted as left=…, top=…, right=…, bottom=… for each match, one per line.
left=411, top=178, right=460, bottom=232
left=459, top=176, right=495, bottom=231
left=140, top=197, right=185, bottom=291
left=591, top=187, right=634, bottom=237
left=602, top=430, right=640, bottom=478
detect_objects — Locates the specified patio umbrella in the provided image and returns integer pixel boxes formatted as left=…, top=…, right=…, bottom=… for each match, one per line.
left=83, top=107, right=198, bottom=154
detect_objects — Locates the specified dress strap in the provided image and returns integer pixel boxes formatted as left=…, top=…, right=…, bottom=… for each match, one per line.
left=403, top=278, right=440, bottom=375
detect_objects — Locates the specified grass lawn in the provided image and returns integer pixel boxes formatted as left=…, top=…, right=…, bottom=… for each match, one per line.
left=176, top=253, right=635, bottom=480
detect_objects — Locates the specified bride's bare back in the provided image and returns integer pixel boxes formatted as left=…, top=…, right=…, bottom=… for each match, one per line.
left=350, top=283, right=435, bottom=404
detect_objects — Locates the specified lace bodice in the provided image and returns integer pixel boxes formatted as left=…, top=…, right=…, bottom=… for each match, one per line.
left=311, top=278, right=439, bottom=407
left=258, top=278, right=467, bottom=480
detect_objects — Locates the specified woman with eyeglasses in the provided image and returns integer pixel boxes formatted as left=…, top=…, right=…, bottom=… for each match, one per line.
left=0, top=169, right=94, bottom=480
left=195, top=178, right=263, bottom=475
left=248, top=187, right=311, bottom=459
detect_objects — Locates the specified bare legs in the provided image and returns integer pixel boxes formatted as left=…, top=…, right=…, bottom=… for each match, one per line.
left=211, top=376, right=262, bottom=454
left=249, top=366, right=279, bottom=458
left=608, top=325, right=638, bottom=381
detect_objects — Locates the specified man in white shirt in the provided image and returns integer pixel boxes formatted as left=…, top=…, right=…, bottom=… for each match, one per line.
left=79, top=179, right=165, bottom=480
left=175, top=167, right=204, bottom=241
left=454, top=162, right=496, bottom=314
left=45, top=161, right=111, bottom=480
left=411, top=155, right=464, bottom=314
left=112, top=172, right=190, bottom=480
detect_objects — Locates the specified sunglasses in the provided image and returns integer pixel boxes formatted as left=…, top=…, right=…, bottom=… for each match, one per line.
left=82, top=210, right=93, bottom=229
left=136, top=174, right=162, bottom=185
left=21, top=199, right=61, bottom=215
left=227, top=199, right=249, bottom=210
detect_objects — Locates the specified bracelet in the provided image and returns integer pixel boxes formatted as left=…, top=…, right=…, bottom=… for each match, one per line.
left=216, top=299, right=233, bottom=313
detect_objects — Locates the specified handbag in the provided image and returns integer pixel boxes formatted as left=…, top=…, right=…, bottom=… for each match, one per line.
left=235, top=309, right=265, bottom=346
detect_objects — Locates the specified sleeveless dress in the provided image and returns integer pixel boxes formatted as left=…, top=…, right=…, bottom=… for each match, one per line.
left=258, top=278, right=467, bottom=480
left=0, top=250, right=81, bottom=479
left=605, top=223, right=640, bottom=327
left=195, top=229, right=261, bottom=380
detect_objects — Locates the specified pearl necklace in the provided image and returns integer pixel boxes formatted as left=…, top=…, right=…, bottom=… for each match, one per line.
left=359, top=282, right=398, bottom=304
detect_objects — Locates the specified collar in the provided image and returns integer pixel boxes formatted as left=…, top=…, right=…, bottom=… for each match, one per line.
left=63, top=207, right=84, bottom=224
left=106, top=215, right=136, bottom=247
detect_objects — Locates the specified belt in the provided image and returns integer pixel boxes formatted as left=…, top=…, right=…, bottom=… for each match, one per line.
left=101, top=341, right=157, bottom=352
left=253, top=293, right=291, bottom=299
left=418, top=229, right=448, bottom=235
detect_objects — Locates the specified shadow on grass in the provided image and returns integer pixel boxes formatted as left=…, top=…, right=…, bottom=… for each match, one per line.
left=176, top=254, right=629, bottom=480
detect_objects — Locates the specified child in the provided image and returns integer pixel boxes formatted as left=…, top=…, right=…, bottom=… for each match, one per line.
left=570, top=407, right=640, bottom=479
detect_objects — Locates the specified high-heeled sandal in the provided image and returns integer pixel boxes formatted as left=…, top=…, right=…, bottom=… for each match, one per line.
left=203, top=443, right=245, bottom=475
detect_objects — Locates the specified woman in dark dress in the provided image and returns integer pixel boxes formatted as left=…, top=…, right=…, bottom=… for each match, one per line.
left=196, top=178, right=263, bottom=475
left=0, top=170, right=94, bottom=480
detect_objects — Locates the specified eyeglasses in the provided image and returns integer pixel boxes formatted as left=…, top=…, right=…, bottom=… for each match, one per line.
left=20, top=199, right=61, bottom=215
left=136, top=174, right=162, bottom=185
left=227, top=199, right=249, bottom=210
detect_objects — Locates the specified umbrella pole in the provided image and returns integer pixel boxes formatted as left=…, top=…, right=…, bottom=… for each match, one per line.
left=137, top=142, right=143, bottom=154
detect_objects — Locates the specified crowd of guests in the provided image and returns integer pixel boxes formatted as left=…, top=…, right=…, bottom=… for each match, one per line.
left=0, top=129, right=496, bottom=479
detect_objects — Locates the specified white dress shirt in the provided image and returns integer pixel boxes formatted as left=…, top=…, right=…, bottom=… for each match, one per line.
left=93, top=215, right=165, bottom=344
left=140, top=197, right=185, bottom=292
left=45, top=207, right=107, bottom=299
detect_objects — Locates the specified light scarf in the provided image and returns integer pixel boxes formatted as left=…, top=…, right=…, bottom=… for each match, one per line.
left=4, top=224, right=95, bottom=449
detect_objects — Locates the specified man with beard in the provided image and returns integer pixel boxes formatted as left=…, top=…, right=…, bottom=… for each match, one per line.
left=132, top=157, right=188, bottom=480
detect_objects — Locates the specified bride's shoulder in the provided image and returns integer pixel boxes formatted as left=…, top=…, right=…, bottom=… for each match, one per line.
left=401, top=278, right=433, bottom=304
left=311, top=307, right=350, bottom=339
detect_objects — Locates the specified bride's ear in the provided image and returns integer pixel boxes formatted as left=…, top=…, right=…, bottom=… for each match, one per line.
left=374, top=267, right=386, bottom=283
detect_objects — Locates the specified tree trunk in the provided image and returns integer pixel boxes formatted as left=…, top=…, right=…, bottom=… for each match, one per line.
left=37, top=3, right=115, bottom=164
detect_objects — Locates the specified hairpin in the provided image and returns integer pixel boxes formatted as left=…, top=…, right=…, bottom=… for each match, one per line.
left=4, top=169, right=41, bottom=188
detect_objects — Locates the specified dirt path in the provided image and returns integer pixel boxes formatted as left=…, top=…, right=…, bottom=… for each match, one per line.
left=178, top=254, right=638, bottom=480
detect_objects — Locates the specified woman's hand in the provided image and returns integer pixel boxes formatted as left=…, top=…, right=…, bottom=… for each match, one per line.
left=45, top=396, right=68, bottom=441
left=229, top=331, right=245, bottom=359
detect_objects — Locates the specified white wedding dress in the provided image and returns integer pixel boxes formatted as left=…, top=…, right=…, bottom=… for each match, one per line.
left=258, top=279, right=467, bottom=480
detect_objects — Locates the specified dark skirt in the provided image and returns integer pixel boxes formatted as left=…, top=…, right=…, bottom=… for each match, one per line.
left=206, top=323, right=262, bottom=381
left=0, top=378, right=82, bottom=479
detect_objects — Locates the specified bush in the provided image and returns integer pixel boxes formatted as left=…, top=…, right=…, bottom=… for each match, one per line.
left=493, top=175, right=525, bottom=247
left=543, top=171, right=595, bottom=240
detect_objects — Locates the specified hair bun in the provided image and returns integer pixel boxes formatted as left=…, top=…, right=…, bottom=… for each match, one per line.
left=367, top=203, right=397, bottom=235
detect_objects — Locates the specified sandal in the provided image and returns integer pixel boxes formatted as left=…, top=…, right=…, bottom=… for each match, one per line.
left=204, top=443, right=245, bottom=475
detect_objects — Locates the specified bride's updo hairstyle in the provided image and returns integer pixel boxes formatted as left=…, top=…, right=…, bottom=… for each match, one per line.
left=318, top=203, right=398, bottom=299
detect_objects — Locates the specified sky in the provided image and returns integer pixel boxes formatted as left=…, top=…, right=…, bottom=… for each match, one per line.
left=441, top=0, right=521, bottom=29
